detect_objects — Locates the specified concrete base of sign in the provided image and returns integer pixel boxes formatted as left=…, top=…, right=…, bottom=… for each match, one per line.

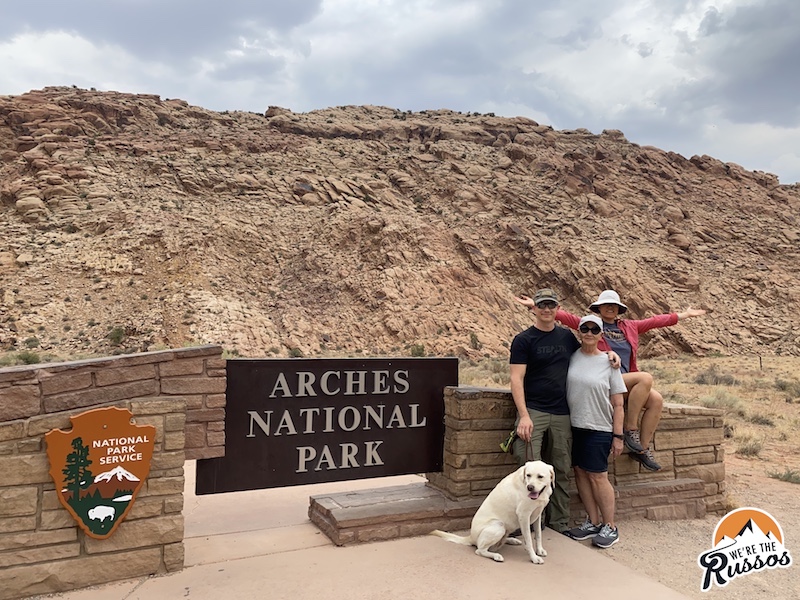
left=309, top=476, right=709, bottom=546
left=309, top=483, right=481, bottom=546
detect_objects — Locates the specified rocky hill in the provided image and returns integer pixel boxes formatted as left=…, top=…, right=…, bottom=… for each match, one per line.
left=1, top=86, right=798, bottom=363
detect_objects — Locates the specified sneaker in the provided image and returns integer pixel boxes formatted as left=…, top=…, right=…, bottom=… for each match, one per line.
left=623, top=429, right=645, bottom=453
left=630, top=447, right=662, bottom=471
left=563, top=517, right=602, bottom=541
left=592, top=523, right=619, bottom=548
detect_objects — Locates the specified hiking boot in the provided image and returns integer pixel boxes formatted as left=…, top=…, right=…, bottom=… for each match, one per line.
left=623, top=429, right=645, bottom=453
left=562, top=517, right=601, bottom=541
left=630, top=447, right=662, bottom=471
left=592, top=523, right=619, bottom=548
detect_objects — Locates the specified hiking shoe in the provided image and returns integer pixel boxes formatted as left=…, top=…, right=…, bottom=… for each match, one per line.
left=592, top=524, right=619, bottom=548
left=563, top=517, right=602, bottom=541
left=623, top=429, right=645, bottom=453
left=630, top=447, right=662, bottom=471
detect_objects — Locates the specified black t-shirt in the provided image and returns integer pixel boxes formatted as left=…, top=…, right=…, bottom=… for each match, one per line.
left=509, top=325, right=580, bottom=415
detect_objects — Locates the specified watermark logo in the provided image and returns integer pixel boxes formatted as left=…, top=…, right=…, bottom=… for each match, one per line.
left=698, top=507, right=792, bottom=591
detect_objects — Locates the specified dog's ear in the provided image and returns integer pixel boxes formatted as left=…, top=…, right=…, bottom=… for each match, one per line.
left=549, top=465, right=555, bottom=492
left=521, top=464, right=528, bottom=486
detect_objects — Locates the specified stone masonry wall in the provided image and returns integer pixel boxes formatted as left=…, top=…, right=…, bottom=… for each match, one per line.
left=427, top=386, right=727, bottom=523
left=0, top=345, right=225, bottom=600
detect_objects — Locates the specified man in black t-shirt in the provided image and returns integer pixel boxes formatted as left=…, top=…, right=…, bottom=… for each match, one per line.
left=509, top=288, right=579, bottom=533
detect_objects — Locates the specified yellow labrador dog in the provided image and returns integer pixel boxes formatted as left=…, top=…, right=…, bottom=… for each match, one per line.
left=431, top=460, right=554, bottom=563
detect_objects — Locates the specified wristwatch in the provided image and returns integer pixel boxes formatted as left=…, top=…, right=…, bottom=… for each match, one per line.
left=612, top=433, right=624, bottom=440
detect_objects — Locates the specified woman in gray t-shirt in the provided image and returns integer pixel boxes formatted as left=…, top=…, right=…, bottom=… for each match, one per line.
left=562, top=315, right=627, bottom=549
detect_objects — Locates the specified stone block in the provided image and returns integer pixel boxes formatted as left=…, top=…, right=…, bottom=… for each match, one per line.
left=186, top=446, right=224, bottom=460
left=151, top=450, right=186, bottom=471
left=84, top=514, right=184, bottom=554
left=205, top=393, right=226, bottom=408
left=43, top=380, right=158, bottom=413
left=184, top=423, right=206, bottom=449
left=185, top=408, right=225, bottom=423
left=206, top=430, right=225, bottom=446
left=0, top=541, right=80, bottom=568
left=39, top=509, right=76, bottom=530
left=655, top=428, right=723, bottom=449
left=164, top=495, right=184, bottom=514
left=0, top=547, right=161, bottom=600
left=146, top=476, right=185, bottom=496
left=0, top=385, right=41, bottom=421
left=126, top=496, right=165, bottom=520
left=0, top=527, right=77, bottom=552
left=26, top=412, right=75, bottom=436
left=164, top=413, right=186, bottom=432
left=0, top=487, right=38, bottom=517
left=0, top=516, right=36, bottom=534
left=449, top=430, right=507, bottom=454
left=164, top=430, right=186, bottom=451
left=130, top=398, right=187, bottom=415
left=0, top=453, right=49, bottom=486
left=39, top=371, right=93, bottom=395
left=159, top=358, right=204, bottom=377
left=0, top=421, right=24, bottom=443
left=94, top=364, right=157, bottom=386
left=160, top=377, right=227, bottom=395
left=676, top=462, right=725, bottom=484
left=164, top=541, right=185, bottom=571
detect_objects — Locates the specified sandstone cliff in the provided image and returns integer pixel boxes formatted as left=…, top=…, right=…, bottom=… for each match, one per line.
left=1, top=87, right=798, bottom=361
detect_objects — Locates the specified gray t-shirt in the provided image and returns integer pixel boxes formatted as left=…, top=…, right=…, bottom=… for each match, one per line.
left=566, top=350, right=627, bottom=431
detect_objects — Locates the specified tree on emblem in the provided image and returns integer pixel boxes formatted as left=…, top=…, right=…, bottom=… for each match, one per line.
left=62, top=437, right=93, bottom=504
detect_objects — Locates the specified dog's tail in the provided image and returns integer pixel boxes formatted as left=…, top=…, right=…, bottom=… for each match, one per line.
left=429, top=529, right=473, bottom=546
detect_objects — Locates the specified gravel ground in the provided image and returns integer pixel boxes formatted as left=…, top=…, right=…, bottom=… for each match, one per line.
left=598, top=456, right=800, bottom=599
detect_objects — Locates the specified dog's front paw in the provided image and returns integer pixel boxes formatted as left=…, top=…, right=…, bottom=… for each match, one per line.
left=536, top=547, right=547, bottom=557
left=529, top=554, right=544, bottom=564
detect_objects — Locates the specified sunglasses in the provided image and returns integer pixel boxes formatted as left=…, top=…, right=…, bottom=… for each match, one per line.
left=579, top=324, right=602, bottom=334
left=535, top=301, right=558, bottom=310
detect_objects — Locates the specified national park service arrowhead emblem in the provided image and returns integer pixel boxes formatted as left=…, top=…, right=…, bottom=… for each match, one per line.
left=45, top=407, right=155, bottom=539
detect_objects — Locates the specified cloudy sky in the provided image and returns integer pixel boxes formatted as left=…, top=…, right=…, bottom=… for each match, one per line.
left=2, top=0, right=799, bottom=183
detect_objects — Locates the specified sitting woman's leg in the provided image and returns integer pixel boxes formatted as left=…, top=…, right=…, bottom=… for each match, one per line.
left=639, top=389, right=664, bottom=451
left=621, top=371, right=653, bottom=451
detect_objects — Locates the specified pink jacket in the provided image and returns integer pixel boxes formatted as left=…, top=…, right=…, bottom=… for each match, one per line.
left=556, top=309, right=678, bottom=373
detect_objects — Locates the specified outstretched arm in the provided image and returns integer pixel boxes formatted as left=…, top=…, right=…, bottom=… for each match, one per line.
left=514, top=294, right=536, bottom=310
left=677, top=307, right=706, bottom=321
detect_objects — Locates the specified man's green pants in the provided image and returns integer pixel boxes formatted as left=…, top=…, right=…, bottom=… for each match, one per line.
left=511, top=407, right=572, bottom=533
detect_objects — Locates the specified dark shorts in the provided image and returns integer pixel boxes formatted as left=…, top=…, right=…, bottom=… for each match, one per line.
left=571, top=427, right=612, bottom=473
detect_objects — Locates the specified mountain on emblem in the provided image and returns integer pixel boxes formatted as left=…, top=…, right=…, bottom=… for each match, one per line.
left=45, top=407, right=155, bottom=540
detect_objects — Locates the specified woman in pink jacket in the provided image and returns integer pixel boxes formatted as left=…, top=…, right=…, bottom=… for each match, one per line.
left=516, top=289, right=706, bottom=471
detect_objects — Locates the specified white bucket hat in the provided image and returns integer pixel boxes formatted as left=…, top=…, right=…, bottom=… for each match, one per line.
left=589, top=290, right=628, bottom=314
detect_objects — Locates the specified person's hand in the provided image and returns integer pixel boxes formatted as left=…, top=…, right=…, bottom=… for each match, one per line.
left=516, top=414, right=533, bottom=442
left=611, top=437, right=624, bottom=459
left=607, top=351, right=621, bottom=369
left=515, top=294, right=535, bottom=310
left=678, top=307, right=707, bottom=320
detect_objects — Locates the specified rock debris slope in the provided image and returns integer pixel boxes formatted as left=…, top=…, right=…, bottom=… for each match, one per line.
left=1, top=87, right=798, bottom=360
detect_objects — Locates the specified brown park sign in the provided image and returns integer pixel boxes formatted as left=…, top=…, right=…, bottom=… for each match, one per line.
left=45, top=407, right=155, bottom=539
left=195, top=357, right=458, bottom=494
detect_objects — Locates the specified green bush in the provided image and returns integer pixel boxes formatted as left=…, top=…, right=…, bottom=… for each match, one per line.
left=107, top=327, right=126, bottom=345
left=409, top=344, right=425, bottom=357
left=695, top=364, right=738, bottom=386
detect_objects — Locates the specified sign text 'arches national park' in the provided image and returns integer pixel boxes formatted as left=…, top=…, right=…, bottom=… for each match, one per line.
left=195, top=358, right=458, bottom=494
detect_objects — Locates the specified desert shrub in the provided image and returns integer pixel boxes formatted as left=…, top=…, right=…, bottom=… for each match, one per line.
left=694, top=364, right=737, bottom=386
left=107, top=326, right=126, bottom=345
left=459, top=358, right=510, bottom=387
left=288, top=347, right=304, bottom=358
left=409, top=344, right=425, bottom=357
left=469, top=331, right=482, bottom=350
left=745, top=413, right=775, bottom=427
left=734, top=433, right=763, bottom=457
left=767, top=468, right=800, bottom=484
left=24, top=337, right=40, bottom=349
left=775, top=378, right=800, bottom=398
left=696, top=389, right=745, bottom=417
